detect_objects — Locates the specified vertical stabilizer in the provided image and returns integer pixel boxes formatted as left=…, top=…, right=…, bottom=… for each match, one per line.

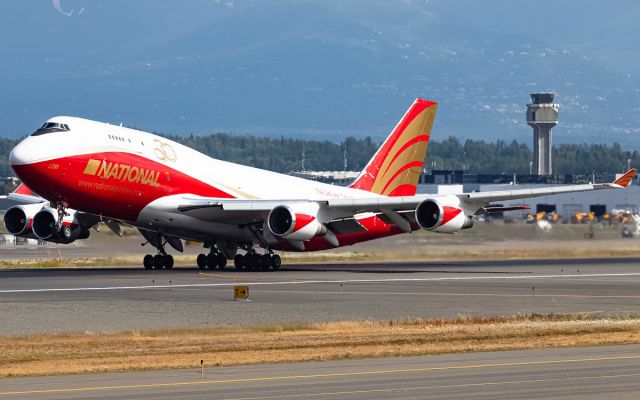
left=350, top=98, right=437, bottom=196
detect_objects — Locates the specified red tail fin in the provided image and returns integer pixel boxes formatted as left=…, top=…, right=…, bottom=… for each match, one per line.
left=613, top=169, right=637, bottom=188
left=350, top=98, right=437, bottom=196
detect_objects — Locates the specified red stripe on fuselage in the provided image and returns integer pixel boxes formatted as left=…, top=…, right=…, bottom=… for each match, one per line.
left=12, top=152, right=235, bottom=222
left=272, top=214, right=421, bottom=252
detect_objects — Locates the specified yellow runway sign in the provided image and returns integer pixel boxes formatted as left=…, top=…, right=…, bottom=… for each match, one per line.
left=234, top=286, right=249, bottom=301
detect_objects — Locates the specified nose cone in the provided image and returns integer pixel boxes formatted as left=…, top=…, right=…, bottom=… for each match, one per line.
left=9, top=137, right=51, bottom=196
left=9, top=139, right=32, bottom=167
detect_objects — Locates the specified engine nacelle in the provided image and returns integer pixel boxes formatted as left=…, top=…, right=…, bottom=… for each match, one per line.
left=415, top=198, right=473, bottom=234
left=32, top=208, right=90, bottom=243
left=4, top=204, right=44, bottom=236
left=267, top=203, right=326, bottom=241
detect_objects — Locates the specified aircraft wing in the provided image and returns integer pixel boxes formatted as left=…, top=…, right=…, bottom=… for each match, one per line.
left=0, top=184, right=46, bottom=211
left=176, top=169, right=637, bottom=222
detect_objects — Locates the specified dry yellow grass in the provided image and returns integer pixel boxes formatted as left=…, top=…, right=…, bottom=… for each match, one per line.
left=2, top=314, right=640, bottom=378
left=1, top=245, right=640, bottom=270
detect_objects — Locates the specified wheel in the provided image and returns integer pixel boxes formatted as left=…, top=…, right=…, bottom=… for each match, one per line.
left=259, top=255, right=270, bottom=270
left=153, top=255, right=164, bottom=269
left=60, top=225, right=73, bottom=241
left=270, top=254, right=281, bottom=270
left=217, top=253, right=227, bottom=269
left=143, top=254, right=154, bottom=270
left=164, top=255, right=174, bottom=269
left=234, top=254, right=245, bottom=270
left=245, top=254, right=258, bottom=271
left=206, top=253, right=218, bottom=269
left=196, top=254, right=207, bottom=270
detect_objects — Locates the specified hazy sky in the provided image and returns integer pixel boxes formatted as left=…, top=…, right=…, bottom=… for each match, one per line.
left=2, top=1, right=640, bottom=146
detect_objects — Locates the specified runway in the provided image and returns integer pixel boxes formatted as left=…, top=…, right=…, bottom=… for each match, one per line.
left=2, top=344, right=640, bottom=399
left=1, top=258, right=640, bottom=335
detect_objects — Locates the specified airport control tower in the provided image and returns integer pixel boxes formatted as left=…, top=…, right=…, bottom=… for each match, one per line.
left=526, top=92, right=559, bottom=175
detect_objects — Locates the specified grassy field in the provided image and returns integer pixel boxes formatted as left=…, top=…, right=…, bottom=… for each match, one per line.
left=1, top=245, right=639, bottom=269
left=2, top=314, right=640, bottom=377
left=0, top=220, right=637, bottom=269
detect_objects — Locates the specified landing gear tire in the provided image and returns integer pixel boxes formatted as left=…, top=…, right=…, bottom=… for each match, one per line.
left=143, top=254, right=154, bottom=270
left=270, top=254, right=281, bottom=270
left=60, top=225, right=73, bottom=241
left=164, top=255, right=174, bottom=270
left=217, top=253, right=227, bottom=269
left=246, top=255, right=258, bottom=271
left=206, top=253, right=218, bottom=270
left=196, top=254, right=207, bottom=270
left=258, top=255, right=270, bottom=271
left=234, top=254, right=245, bottom=270
left=153, top=255, right=164, bottom=270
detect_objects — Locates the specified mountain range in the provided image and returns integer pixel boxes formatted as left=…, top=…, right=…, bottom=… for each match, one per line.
left=2, top=0, right=640, bottom=147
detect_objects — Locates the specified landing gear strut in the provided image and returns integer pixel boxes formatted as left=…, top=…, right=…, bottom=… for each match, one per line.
left=53, top=202, right=74, bottom=242
left=142, top=232, right=174, bottom=270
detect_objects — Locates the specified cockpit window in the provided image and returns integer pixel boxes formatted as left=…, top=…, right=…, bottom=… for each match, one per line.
left=31, top=122, right=71, bottom=136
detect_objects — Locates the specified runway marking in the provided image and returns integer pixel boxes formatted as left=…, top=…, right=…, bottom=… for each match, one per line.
left=215, top=372, right=640, bottom=399
left=255, top=289, right=640, bottom=299
left=197, top=272, right=238, bottom=280
left=2, top=272, right=640, bottom=294
left=2, top=354, right=640, bottom=396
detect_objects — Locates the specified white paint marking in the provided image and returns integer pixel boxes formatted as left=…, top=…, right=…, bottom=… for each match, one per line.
left=1, top=272, right=640, bottom=294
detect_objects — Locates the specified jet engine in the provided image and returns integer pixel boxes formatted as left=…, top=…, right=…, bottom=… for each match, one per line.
left=267, top=203, right=327, bottom=241
left=3, top=204, right=44, bottom=236
left=32, top=207, right=90, bottom=243
left=415, top=197, right=473, bottom=234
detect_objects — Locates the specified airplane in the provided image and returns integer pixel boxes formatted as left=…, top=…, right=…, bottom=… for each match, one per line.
left=3, top=98, right=636, bottom=271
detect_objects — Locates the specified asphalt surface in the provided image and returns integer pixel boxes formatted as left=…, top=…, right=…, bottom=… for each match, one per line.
left=2, top=344, right=640, bottom=399
left=1, top=258, right=640, bottom=335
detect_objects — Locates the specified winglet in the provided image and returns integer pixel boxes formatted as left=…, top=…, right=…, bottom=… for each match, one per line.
left=612, top=169, right=637, bottom=188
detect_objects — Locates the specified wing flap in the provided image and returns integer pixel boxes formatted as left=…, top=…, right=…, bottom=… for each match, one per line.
left=326, top=218, right=367, bottom=234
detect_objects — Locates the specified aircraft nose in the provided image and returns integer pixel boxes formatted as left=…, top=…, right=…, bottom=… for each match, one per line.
left=9, top=139, right=32, bottom=166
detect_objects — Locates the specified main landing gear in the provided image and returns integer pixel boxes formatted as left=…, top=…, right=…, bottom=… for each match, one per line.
left=142, top=232, right=174, bottom=270
left=143, top=253, right=174, bottom=270
left=233, top=250, right=281, bottom=271
left=196, top=250, right=227, bottom=270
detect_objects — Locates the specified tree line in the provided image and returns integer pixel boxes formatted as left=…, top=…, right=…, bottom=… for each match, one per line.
left=168, top=134, right=640, bottom=175
left=0, top=134, right=636, bottom=186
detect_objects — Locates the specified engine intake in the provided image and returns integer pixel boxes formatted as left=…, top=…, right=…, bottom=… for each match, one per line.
left=415, top=199, right=473, bottom=233
left=4, top=204, right=43, bottom=236
left=32, top=208, right=58, bottom=240
left=32, top=208, right=89, bottom=243
left=267, top=204, right=326, bottom=241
